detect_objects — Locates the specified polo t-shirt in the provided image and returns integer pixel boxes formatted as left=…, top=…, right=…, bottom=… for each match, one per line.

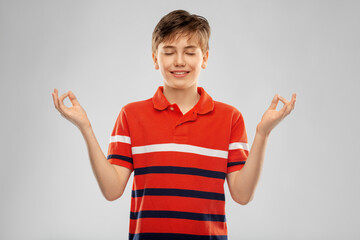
left=107, top=86, right=249, bottom=240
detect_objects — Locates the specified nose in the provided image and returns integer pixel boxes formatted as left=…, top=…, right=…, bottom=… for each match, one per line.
left=174, top=53, right=186, bottom=67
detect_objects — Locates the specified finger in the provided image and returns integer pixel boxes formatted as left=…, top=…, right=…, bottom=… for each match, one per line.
left=283, top=94, right=297, bottom=117
left=278, top=97, right=290, bottom=116
left=52, top=88, right=60, bottom=110
left=278, top=103, right=288, bottom=116
left=290, top=93, right=296, bottom=111
left=278, top=95, right=289, bottom=105
left=284, top=102, right=293, bottom=117
left=58, top=92, right=69, bottom=112
left=278, top=93, right=296, bottom=116
left=285, top=94, right=296, bottom=112
left=68, top=91, right=80, bottom=106
left=51, top=90, right=57, bottom=109
left=268, top=94, right=279, bottom=110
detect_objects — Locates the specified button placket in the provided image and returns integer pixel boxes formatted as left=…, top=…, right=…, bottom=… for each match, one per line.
left=176, top=111, right=198, bottom=126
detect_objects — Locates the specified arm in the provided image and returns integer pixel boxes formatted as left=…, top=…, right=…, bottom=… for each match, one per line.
left=52, top=88, right=131, bottom=201
left=227, top=93, right=296, bottom=205
left=80, top=125, right=132, bottom=201
left=227, top=129, right=268, bottom=205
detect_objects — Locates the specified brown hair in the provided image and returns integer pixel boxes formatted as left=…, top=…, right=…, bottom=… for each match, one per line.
left=152, top=10, right=211, bottom=55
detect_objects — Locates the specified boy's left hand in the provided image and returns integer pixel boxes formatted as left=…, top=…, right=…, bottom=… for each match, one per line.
left=256, top=93, right=296, bottom=137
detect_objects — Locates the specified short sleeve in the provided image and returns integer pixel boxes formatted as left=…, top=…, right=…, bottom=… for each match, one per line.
left=227, top=110, right=249, bottom=173
left=106, top=107, right=134, bottom=172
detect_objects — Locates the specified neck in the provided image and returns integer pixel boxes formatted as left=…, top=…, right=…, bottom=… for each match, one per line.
left=163, top=84, right=200, bottom=109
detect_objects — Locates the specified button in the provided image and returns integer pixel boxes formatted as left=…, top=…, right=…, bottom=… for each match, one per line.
left=169, top=107, right=174, bottom=111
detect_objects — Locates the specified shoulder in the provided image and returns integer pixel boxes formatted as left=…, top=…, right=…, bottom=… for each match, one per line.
left=114, top=98, right=153, bottom=121
left=213, top=100, right=243, bottom=119
left=214, top=100, right=238, bottom=112
left=121, top=98, right=153, bottom=113
left=213, top=101, right=247, bottom=133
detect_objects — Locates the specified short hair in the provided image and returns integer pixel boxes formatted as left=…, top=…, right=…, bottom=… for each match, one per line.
left=152, top=9, right=211, bottom=55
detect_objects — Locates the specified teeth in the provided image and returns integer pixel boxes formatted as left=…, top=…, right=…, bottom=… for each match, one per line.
left=173, top=72, right=187, bottom=74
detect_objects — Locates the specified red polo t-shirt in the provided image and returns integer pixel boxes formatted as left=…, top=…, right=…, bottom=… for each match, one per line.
left=107, top=86, right=249, bottom=240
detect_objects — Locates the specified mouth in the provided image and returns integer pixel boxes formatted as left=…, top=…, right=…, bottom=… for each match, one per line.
left=170, top=71, right=190, bottom=78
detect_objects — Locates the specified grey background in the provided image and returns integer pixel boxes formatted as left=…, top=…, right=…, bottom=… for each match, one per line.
left=1, top=0, right=359, bottom=239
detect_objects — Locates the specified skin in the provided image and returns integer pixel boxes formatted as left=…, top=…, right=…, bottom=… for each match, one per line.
left=152, top=34, right=209, bottom=114
left=52, top=32, right=296, bottom=204
left=52, top=89, right=131, bottom=201
left=230, top=93, right=296, bottom=204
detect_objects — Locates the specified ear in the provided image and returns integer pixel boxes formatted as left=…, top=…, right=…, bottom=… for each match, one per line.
left=152, top=52, right=159, bottom=70
left=202, top=50, right=209, bottom=69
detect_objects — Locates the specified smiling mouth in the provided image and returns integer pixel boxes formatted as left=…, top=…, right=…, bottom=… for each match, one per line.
left=170, top=71, right=190, bottom=78
left=171, top=71, right=190, bottom=74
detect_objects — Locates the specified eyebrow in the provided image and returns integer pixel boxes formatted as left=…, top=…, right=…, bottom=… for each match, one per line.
left=162, top=45, right=198, bottom=49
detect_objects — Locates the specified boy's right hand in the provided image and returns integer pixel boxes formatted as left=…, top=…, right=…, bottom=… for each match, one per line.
left=52, top=88, right=91, bottom=131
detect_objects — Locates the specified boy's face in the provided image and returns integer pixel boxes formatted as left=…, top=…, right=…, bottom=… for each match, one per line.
left=152, top=34, right=209, bottom=90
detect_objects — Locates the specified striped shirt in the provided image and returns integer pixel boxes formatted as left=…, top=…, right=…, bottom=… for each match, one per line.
left=107, top=86, right=249, bottom=240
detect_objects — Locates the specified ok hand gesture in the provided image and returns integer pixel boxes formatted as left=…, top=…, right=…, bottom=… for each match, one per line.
left=256, top=93, right=296, bottom=137
left=52, top=88, right=91, bottom=131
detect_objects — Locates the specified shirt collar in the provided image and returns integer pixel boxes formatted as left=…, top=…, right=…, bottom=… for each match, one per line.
left=152, top=86, right=214, bottom=115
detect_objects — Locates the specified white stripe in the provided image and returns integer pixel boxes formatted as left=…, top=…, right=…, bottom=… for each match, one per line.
left=109, top=135, right=131, bottom=144
left=131, top=143, right=228, bottom=159
left=229, top=142, right=249, bottom=151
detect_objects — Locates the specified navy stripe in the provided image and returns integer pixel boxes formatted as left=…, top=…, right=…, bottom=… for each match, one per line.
left=132, top=188, right=225, bottom=201
left=129, top=233, right=227, bottom=240
left=130, top=210, right=226, bottom=222
left=107, top=154, right=133, bottom=164
left=134, top=166, right=225, bottom=179
left=227, top=161, right=245, bottom=168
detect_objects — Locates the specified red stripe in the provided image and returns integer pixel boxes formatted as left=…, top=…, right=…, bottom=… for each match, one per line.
left=130, top=218, right=227, bottom=235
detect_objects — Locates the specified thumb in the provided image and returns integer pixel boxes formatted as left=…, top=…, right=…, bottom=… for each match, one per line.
left=68, top=91, right=80, bottom=106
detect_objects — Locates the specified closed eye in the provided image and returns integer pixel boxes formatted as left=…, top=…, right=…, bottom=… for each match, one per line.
left=163, top=53, right=195, bottom=56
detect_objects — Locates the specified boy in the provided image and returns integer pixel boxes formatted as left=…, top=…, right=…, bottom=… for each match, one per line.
left=52, top=9, right=296, bottom=240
